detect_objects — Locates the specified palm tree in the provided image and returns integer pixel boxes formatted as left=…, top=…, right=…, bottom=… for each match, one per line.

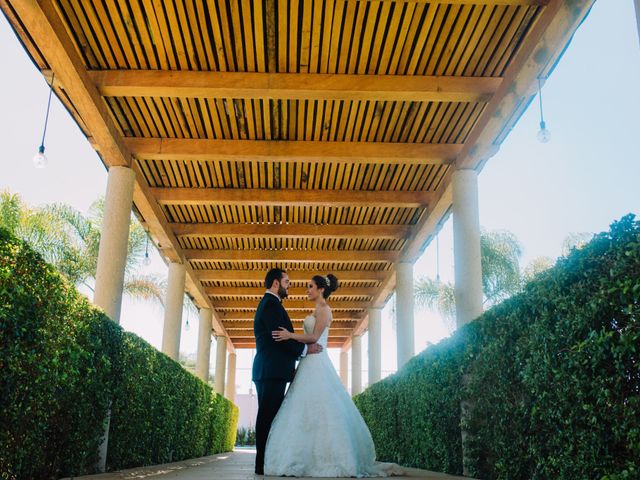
left=0, top=190, right=164, bottom=305
left=415, top=229, right=523, bottom=331
left=415, top=228, right=593, bottom=331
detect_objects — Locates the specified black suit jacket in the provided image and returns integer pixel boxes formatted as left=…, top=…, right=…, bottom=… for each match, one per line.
left=252, top=293, right=305, bottom=382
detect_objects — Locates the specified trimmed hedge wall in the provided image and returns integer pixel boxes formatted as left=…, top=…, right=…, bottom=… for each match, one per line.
left=355, top=215, right=639, bottom=480
left=0, top=227, right=237, bottom=480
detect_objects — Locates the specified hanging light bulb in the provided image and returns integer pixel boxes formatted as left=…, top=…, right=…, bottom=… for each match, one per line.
left=34, top=74, right=55, bottom=168
left=143, top=229, right=152, bottom=266
left=537, top=77, right=551, bottom=143
left=33, top=146, right=47, bottom=169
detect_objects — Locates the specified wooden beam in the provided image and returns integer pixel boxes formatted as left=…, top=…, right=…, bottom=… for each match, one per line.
left=173, top=223, right=411, bottom=239
left=187, top=249, right=399, bottom=263
left=227, top=328, right=355, bottom=338
left=125, top=138, right=460, bottom=165
left=213, top=300, right=368, bottom=309
left=154, top=188, right=433, bottom=208
left=231, top=341, right=347, bottom=349
left=231, top=336, right=349, bottom=342
left=218, top=311, right=363, bottom=321
left=89, top=70, right=500, bottom=103
left=222, top=320, right=359, bottom=329
left=195, top=269, right=389, bottom=283
left=205, top=286, right=374, bottom=296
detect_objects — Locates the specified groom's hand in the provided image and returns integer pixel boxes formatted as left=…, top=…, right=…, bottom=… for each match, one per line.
left=307, top=343, right=323, bottom=355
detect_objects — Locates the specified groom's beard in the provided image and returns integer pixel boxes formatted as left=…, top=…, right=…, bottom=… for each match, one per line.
left=278, top=285, right=288, bottom=300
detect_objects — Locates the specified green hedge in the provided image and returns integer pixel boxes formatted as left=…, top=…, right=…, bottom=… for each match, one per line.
left=355, top=215, right=640, bottom=480
left=0, top=227, right=238, bottom=480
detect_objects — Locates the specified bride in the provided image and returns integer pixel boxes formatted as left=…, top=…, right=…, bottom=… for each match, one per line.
left=264, top=274, right=401, bottom=477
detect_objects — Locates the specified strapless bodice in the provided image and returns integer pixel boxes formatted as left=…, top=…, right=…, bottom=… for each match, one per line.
left=303, top=314, right=329, bottom=348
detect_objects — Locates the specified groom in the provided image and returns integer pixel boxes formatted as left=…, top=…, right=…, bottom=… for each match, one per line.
left=252, top=268, right=322, bottom=475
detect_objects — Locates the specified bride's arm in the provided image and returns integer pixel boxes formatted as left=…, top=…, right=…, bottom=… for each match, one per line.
left=272, top=309, right=330, bottom=344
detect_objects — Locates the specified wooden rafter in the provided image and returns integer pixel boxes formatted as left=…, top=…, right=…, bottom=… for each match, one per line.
left=90, top=70, right=500, bottom=103
left=205, top=286, right=374, bottom=296
left=195, top=270, right=388, bottom=282
left=153, top=188, right=433, bottom=208
left=125, top=138, right=461, bottom=164
left=185, top=249, right=399, bottom=262
left=223, top=320, right=359, bottom=329
left=218, top=311, right=363, bottom=321
left=213, top=300, right=367, bottom=309
left=227, top=328, right=354, bottom=338
left=173, top=223, right=411, bottom=239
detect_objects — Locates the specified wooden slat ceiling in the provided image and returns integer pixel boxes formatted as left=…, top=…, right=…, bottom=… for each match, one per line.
left=1, top=0, right=595, bottom=351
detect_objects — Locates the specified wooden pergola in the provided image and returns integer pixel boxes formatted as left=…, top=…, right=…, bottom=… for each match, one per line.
left=1, top=0, right=594, bottom=353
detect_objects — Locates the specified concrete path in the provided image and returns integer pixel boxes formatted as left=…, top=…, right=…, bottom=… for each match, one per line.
left=62, top=448, right=473, bottom=480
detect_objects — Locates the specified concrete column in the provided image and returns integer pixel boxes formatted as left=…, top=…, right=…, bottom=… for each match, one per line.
left=93, top=166, right=135, bottom=473
left=225, top=352, right=237, bottom=403
left=196, top=308, right=213, bottom=382
left=351, top=335, right=362, bottom=396
left=214, top=336, right=227, bottom=395
left=368, top=308, right=382, bottom=385
left=161, top=262, right=186, bottom=361
left=340, top=351, right=349, bottom=389
left=452, top=169, right=483, bottom=327
left=396, top=262, right=415, bottom=369
left=93, top=166, right=135, bottom=323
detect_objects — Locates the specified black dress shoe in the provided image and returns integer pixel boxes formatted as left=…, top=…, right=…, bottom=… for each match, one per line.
left=255, top=467, right=264, bottom=475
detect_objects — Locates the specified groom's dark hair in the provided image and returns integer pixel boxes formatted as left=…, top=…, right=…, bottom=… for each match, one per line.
left=265, top=268, right=286, bottom=289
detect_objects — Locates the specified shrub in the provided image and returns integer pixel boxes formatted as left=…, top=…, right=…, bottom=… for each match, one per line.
left=0, top=227, right=238, bottom=480
left=355, top=215, right=640, bottom=479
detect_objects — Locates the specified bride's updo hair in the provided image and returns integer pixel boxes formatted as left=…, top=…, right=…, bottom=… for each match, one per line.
left=313, top=274, right=339, bottom=299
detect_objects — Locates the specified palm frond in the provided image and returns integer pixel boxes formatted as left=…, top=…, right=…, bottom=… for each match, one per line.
left=123, top=275, right=166, bottom=307
left=480, top=229, right=523, bottom=306
left=414, top=276, right=456, bottom=331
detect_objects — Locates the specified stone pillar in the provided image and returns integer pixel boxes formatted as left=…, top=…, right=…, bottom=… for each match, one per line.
left=351, top=335, right=362, bottom=396
left=161, top=262, right=186, bottom=361
left=93, top=166, right=135, bottom=323
left=93, top=166, right=135, bottom=473
left=452, top=169, right=483, bottom=478
left=340, top=351, right=349, bottom=389
left=368, top=308, right=382, bottom=385
left=396, top=262, right=415, bottom=369
left=452, top=169, right=483, bottom=327
left=225, top=352, right=237, bottom=403
left=196, top=308, right=213, bottom=382
left=214, top=336, right=227, bottom=395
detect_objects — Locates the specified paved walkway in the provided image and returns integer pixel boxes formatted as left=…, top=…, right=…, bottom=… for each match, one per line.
left=62, top=448, right=472, bottom=480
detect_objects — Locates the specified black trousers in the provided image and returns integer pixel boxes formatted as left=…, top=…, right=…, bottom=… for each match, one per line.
left=254, top=380, right=287, bottom=474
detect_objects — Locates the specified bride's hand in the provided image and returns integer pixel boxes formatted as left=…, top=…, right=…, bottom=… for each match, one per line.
left=272, top=327, right=292, bottom=341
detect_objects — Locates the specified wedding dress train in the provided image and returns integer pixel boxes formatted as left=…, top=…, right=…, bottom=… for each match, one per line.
left=264, top=314, right=402, bottom=477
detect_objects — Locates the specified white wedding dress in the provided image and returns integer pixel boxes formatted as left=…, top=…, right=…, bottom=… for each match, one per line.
left=264, top=314, right=401, bottom=477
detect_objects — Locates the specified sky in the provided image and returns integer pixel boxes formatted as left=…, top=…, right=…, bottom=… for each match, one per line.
left=1, top=2, right=638, bottom=395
